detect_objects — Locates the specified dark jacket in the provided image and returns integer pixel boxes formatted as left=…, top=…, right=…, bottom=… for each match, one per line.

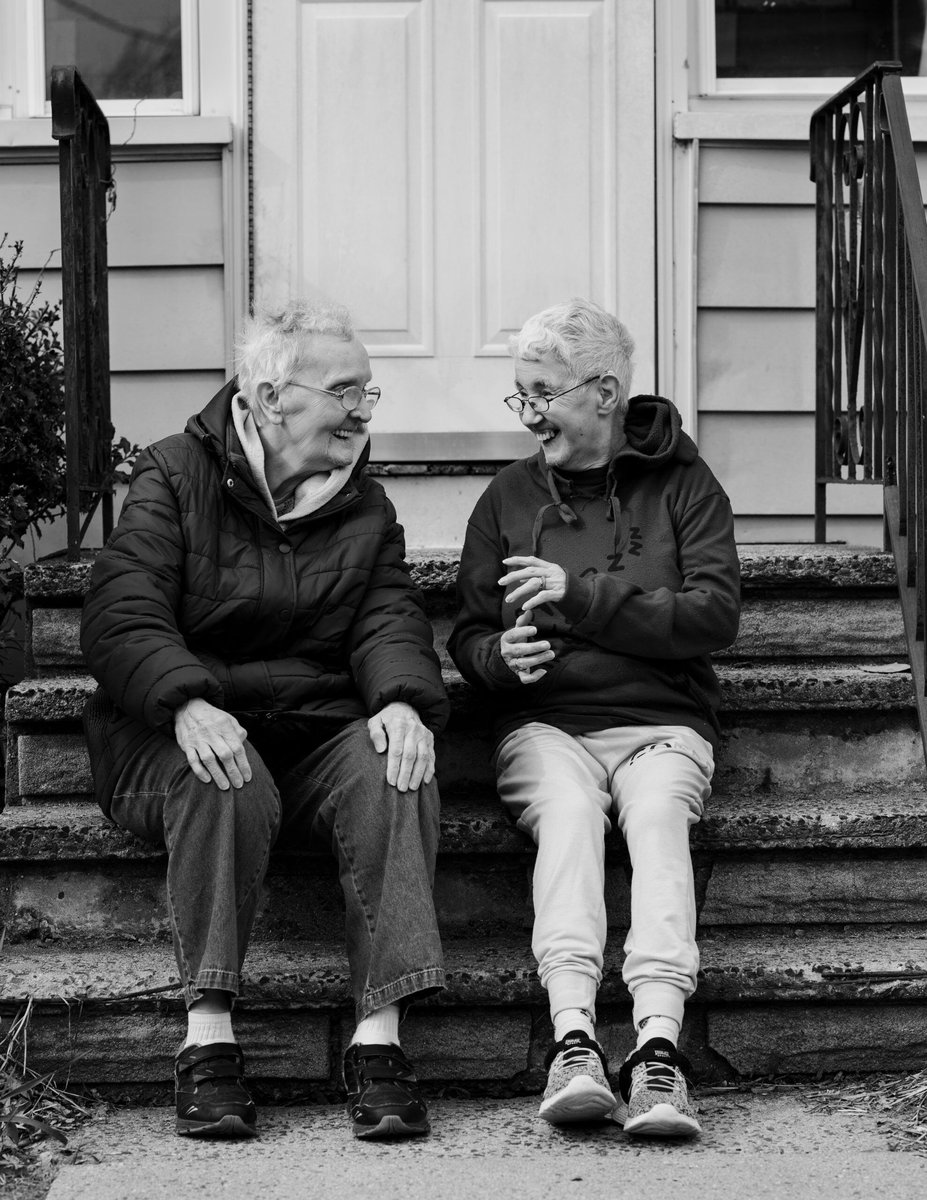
left=447, top=395, right=741, bottom=748
left=81, top=380, right=449, bottom=812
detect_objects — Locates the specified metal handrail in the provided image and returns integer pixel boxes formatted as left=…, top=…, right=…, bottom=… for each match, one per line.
left=811, top=62, right=927, bottom=754
left=50, top=66, right=114, bottom=561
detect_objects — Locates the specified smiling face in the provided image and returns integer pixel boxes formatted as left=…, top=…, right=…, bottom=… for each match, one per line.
left=279, top=334, right=373, bottom=473
left=512, top=352, right=622, bottom=471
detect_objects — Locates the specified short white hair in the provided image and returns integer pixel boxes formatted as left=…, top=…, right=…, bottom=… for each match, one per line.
left=235, top=300, right=355, bottom=399
left=509, top=298, right=635, bottom=406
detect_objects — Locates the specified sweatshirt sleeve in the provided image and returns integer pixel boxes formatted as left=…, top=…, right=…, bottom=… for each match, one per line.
left=80, top=446, right=224, bottom=733
left=556, top=489, right=741, bottom=658
left=447, top=497, right=525, bottom=692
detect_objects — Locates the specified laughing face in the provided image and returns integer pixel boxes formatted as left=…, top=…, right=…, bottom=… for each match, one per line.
left=281, top=335, right=373, bottom=473
left=512, top=352, right=620, bottom=471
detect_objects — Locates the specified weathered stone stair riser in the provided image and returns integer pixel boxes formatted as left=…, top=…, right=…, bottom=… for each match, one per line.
left=4, top=548, right=927, bottom=1091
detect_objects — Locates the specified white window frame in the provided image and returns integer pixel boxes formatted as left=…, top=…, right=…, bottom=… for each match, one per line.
left=11, top=0, right=200, bottom=118
left=697, top=0, right=927, bottom=98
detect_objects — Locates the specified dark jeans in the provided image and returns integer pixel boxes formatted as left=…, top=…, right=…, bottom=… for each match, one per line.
left=107, top=717, right=445, bottom=1022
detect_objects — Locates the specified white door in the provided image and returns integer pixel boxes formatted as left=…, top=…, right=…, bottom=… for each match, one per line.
left=252, top=0, right=657, bottom=460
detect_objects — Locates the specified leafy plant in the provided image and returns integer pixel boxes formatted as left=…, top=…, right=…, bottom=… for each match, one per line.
left=0, top=234, right=139, bottom=686
left=0, top=1000, right=92, bottom=1188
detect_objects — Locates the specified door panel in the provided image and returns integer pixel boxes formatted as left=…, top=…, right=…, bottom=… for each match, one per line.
left=252, top=0, right=655, bottom=452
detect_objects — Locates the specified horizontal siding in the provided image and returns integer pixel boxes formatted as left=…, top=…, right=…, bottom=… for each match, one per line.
left=695, top=142, right=879, bottom=537
left=699, top=412, right=884, bottom=517
left=699, top=146, right=815, bottom=205
left=698, top=309, right=814, bottom=412
left=19, top=267, right=226, bottom=371
left=0, top=159, right=224, bottom=268
left=111, top=371, right=227, bottom=450
left=698, top=206, right=815, bottom=309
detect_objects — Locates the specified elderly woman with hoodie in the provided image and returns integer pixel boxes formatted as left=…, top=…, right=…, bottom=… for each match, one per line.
left=448, top=298, right=740, bottom=1138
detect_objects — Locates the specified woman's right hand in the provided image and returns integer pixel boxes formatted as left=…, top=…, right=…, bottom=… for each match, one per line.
left=174, top=697, right=252, bottom=790
left=499, top=610, right=555, bottom=684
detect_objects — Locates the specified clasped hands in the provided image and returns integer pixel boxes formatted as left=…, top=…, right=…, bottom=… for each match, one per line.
left=174, top=696, right=433, bottom=792
left=498, top=555, right=566, bottom=684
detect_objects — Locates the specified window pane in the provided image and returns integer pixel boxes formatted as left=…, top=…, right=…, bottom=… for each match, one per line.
left=44, top=0, right=183, bottom=100
left=715, top=0, right=927, bottom=78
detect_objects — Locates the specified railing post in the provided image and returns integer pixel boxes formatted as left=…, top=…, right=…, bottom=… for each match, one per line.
left=51, top=66, right=114, bottom=562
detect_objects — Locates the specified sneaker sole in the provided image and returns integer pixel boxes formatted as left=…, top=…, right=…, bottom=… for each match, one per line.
left=176, top=1114, right=258, bottom=1139
left=539, top=1075, right=617, bottom=1125
left=353, top=1114, right=430, bottom=1140
left=622, top=1103, right=701, bottom=1138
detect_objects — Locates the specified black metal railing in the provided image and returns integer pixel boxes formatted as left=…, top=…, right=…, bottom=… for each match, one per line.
left=811, top=61, right=927, bottom=753
left=50, top=66, right=114, bottom=561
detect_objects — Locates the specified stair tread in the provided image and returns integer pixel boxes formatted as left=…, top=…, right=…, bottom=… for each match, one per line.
left=3, top=927, right=926, bottom=1007
left=22, top=544, right=898, bottom=600
left=5, top=659, right=916, bottom=723
left=5, top=783, right=927, bottom=860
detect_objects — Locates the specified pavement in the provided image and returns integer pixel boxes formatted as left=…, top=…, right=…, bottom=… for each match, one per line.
left=46, top=1084, right=927, bottom=1200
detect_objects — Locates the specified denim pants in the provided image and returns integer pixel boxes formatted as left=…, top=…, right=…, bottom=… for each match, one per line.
left=106, top=717, right=446, bottom=1021
left=493, top=722, right=713, bottom=1029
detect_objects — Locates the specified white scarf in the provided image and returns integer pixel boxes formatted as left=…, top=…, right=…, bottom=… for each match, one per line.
left=231, top=394, right=366, bottom=523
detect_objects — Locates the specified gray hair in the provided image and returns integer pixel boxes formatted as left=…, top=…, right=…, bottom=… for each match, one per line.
left=509, top=298, right=635, bottom=407
left=235, top=300, right=356, bottom=399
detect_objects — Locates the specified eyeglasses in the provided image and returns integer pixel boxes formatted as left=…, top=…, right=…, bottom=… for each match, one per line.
left=503, top=374, right=600, bottom=414
left=287, top=381, right=381, bottom=411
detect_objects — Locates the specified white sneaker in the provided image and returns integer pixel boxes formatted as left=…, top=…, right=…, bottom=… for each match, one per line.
left=614, top=1037, right=701, bottom=1137
left=538, top=1031, right=616, bottom=1125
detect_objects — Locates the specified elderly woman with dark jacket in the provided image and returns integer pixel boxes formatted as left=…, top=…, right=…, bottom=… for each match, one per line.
left=80, top=301, right=449, bottom=1143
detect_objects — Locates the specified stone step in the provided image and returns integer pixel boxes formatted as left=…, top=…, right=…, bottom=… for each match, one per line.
left=23, top=596, right=908, bottom=674
left=4, top=788, right=927, bottom=942
left=19, top=546, right=904, bottom=674
left=4, top=662, right=921, bottom=804
left=3, top=928, right=927, bottom=1085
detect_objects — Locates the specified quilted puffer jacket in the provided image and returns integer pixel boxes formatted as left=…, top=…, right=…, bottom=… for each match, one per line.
left=80, top=380, right=449, bottom=812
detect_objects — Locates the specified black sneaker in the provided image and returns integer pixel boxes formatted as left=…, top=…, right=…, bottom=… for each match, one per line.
left=614, top=1037, right=700, bottom=1137
left=343, top=1042, right=430, bottom=1139
left=175, top=1042, right=258, bottom=1138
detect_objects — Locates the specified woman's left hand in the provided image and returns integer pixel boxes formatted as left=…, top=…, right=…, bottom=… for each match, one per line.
left=368, top=701, right=435, bottom=792
left=499, top=555, right=567, bottom=616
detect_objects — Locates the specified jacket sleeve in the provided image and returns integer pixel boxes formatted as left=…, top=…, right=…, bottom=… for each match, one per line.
left=347, top=503, right=450, bottom=732
left=447, top=503, right=525, bottom=693
left=80, top=446, right=224, bottom=734
left=556, top=490, right=741, bottom=658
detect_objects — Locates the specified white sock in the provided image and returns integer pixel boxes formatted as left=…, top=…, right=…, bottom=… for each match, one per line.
left=553, top=1007, right=596, bottom=1043
left=351, top=1004, right=400, bottom=1047
left=184, top=1009, right=235, bottom=1049
left=636, top=1014, right=680, bottom=1050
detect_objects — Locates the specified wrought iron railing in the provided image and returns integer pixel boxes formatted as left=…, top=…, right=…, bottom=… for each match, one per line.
left=811, top=62, right=927, bottom=752
left=50, top=66, right=114, bottom=561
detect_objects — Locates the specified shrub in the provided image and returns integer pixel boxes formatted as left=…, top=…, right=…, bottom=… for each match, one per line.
left=0, top=234, right=137, bottom=688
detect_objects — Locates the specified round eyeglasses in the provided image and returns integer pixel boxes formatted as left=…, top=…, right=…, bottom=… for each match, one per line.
left=287, top=381, right=381, bottom=411
left=503, top=374, right=600, bottom=414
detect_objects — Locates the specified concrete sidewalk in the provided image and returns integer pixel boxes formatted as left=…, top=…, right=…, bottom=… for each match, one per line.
left=47, top=1084, right=927, bottom=1200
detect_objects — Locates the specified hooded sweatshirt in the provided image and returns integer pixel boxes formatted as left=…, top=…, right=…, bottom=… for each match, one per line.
left=447, top=395, right=741, bottom=749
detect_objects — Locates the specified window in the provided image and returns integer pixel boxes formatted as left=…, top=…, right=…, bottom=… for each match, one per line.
left=706, top=0, right=927, bottom=94
left=26, top=0, right=199, bottom=116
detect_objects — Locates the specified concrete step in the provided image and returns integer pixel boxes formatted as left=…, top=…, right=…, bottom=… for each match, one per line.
left=4, top=790, right=927, bottom=943
left=4, top=662, right=921, bottom=804
left=18, top=546, right=905, bottom=676
left=4, top=928, right=927, bottom=1085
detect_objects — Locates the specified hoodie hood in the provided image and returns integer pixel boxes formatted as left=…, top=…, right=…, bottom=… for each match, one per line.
left=525, top=394, right=696, bottom=552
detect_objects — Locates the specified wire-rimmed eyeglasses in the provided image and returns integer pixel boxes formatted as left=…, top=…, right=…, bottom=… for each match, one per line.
left=503, top=374, right=599, bottom=414
left=287, top=381, right=381, bottom=411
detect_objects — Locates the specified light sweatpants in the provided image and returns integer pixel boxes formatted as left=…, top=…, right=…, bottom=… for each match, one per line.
left=493, top=721, right=714, bottom=1029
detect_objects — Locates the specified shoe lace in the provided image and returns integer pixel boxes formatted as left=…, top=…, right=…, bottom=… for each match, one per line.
left=561, top=1045, right=602, bottom=1071
left=636, top=1059, right=677, bottom=1094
